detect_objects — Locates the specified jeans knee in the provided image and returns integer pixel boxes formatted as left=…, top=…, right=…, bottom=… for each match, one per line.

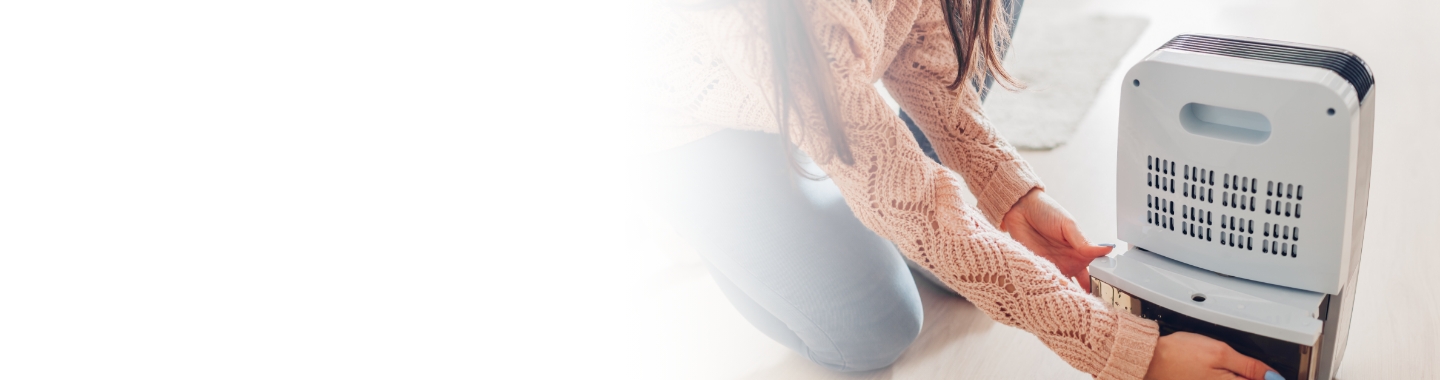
left=809, top=307, right=922, bottom=372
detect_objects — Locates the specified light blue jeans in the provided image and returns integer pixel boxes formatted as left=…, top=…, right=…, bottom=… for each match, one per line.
left=654, top=129, right=926, bottom=372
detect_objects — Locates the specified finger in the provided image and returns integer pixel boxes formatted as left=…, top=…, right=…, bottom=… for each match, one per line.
left=1060, top=218, right=1095, bottom=250
left=1085, top=243, right=1116, bottom=259
left=1219, top=345, right=1279, bottom=380
left=1057, top=215, right=1113, bottom=259
left=1077, top=267, right=1091, bottom=290
left=1057, top=218, right=1081, bottom=247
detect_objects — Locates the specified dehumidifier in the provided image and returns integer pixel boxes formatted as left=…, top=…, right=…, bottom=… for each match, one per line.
left=1090, top=34, right=1375, bottom=380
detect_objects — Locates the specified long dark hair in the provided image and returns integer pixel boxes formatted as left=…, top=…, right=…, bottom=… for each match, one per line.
left=767, top=0, right=1020, bottom=178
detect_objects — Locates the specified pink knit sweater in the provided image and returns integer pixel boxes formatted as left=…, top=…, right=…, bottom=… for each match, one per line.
left=656, top=0, right=1159, bottom=378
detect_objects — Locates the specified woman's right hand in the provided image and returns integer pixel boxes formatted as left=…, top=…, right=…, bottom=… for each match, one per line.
left=1145, top=332, right=1283, bottom=380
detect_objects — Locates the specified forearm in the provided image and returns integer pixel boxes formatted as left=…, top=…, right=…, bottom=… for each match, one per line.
left=880, top=0, right=1043, bottom=225
left=796, top=110, right=1153, bottom=379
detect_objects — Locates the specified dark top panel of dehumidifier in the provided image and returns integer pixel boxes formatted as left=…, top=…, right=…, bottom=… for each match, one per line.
left=1159, top=34, right=1374, bottom=101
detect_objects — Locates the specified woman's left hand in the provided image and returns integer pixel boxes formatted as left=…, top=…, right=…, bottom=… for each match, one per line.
left=1000, top=189, right=1114, bottom=290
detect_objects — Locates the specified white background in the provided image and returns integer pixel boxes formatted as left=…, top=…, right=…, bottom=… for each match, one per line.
left=1, top=1, right=659, bottom=378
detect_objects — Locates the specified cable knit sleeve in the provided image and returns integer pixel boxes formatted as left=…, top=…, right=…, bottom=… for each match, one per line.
left=785, top=1, right=1159, bottom=379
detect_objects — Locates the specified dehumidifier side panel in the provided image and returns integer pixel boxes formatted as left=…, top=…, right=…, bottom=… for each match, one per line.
left=1316, top=86, right=1375, bottom=380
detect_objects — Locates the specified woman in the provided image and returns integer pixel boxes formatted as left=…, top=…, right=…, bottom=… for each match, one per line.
left=654, top=1, right=1281, bottom=379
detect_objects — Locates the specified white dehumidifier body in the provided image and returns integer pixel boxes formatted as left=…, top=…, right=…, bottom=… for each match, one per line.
left=1090, top=34, right=1375, bottom=380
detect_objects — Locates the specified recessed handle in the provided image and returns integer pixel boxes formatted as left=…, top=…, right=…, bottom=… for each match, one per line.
left=1178, top=103, right=1272, bottom=144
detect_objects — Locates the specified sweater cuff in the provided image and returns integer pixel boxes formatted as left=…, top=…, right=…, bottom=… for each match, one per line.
left=976, top=159, right=1045, bottom=226
left=1096, top=312, right=1160, bottom=380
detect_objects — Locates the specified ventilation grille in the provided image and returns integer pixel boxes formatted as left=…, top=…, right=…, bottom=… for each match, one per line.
left=1145, top=155, right=1301, bottom=258
left=1159, top=34, right=1374, bottom=102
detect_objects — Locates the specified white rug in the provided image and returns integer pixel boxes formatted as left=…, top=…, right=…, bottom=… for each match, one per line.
left=984, top=1, right=1149, bottom=150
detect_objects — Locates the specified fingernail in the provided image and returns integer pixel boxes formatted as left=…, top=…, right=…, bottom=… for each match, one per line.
left=1265, top=371, right=1284, bottom=380
left=1098, top=243, right=1116, bottom=248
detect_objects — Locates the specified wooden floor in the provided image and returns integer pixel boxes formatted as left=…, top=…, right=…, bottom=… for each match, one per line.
left=637, top=0, right=1440, bottom=378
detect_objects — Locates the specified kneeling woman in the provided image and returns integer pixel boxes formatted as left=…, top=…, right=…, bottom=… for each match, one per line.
left=655, top=0, right=1280, bottom=379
